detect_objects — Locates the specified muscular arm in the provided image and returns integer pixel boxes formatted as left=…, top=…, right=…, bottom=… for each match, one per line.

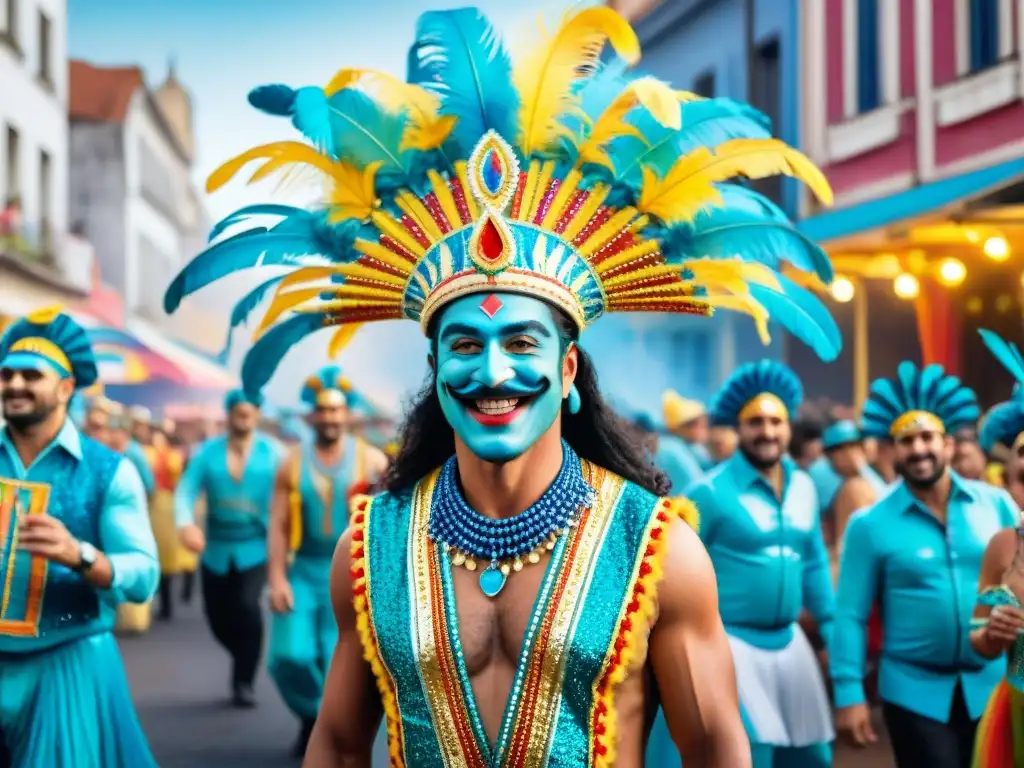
left=267, top=457, right=295, bottom=588
left=830, top=477, right=877, bottom=582
left=304, top=528, right=384, bottom=767
left=649, top=518, right=750, bottom=768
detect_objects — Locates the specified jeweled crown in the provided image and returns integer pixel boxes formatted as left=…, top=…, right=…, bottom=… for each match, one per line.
left=164, top=6, right=842, bottom=396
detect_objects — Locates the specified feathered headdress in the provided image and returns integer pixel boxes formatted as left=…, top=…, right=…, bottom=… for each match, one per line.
left=165, top=7, right=840, bottom=397
left=710, top=360, right=802, bottom=427
left=0, top=305, right=99, bottom=389
left=300, top=364, right=379, bottom=416
left=860, top=361, right=979, bottom=440
left=978, top=329, right=1024, bottom=453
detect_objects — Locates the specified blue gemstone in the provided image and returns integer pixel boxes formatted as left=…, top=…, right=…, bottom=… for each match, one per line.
left=479, top=564, right=506, bottom=597
left=482, top=149, right=503, bottom=196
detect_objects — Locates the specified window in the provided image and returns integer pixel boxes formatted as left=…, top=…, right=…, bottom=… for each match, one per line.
left=692, top=71, right=715, bottom=98
left=970, top=0, right=1000, bottom=71
left=2, top=0, right=18, bottom=46
left=39, top=149, right=51, bottom=250
left=138, top=137, right=178, bottom=220
left=856, top=0, right=881, bottom=112
left=750, top=39, right=782, bottom=205
left=37, top=10, right=51, bottom=88
left=5, top=125, right=19, bottom=200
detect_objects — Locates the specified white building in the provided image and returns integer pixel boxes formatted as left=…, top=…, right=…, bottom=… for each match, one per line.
left=68, top=59, right=224, bottom=348
left=0, top=0, right=94, bottom=299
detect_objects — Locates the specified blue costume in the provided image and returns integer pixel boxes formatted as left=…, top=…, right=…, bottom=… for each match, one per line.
left=687, top=360, right=835, bottom=768
left=164, top=6, right=843, bottom=764
left=268, top=367, right=376, bottom=726
left=174, top=388, right=284, bottom=703
left=832, top=361, right=1012, bottom=768
left=0, top=306, right=159, bottom=767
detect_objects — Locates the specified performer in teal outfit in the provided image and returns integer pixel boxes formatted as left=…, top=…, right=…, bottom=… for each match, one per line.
left=163, top=6, right=845, bottom=764
left=0, top=305, right=159, bottom=768
left=174, top=388, right=284, bottom=707
left=267, top=366, right=387, bottom=757
left=832, top=361, right=1014, bottom=768
left=686, top=360, right=835, bottom=768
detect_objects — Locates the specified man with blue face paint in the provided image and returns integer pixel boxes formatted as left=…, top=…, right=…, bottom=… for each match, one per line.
left=266, top=366, right=388, bottom=758
left=0, top=306, right=159, bottom=767
left=165, top=7, right=844, bottom=765
left=832, top=361, right=1014, bottom=768
left=174, top=388, right=285, bottom=708
left=686, top=360, right=836, bottom=768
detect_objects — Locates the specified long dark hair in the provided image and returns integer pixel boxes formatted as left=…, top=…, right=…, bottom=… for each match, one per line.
left=385, top=305, right=670, bottom=496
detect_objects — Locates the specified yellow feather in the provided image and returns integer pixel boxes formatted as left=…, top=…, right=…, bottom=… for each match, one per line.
left=637, top=138, right=834, bottom=225
left=280, top=266, right=338, bottom=289
left=514, top=6, right=640, bottom=157
left=325, top=68, right=455, bottom=152
left=327, top=323, right=364, bottom=359
left=206, top=141, right=336, bottom=194
left=254, top=288, right=323, bottom=339
left=326, top=161, right=383, bottom=223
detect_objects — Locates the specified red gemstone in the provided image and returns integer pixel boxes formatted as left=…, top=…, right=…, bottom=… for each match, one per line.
left=478, top=216, right=505, bottom=262
left=479, top=294, right=504, bottom=318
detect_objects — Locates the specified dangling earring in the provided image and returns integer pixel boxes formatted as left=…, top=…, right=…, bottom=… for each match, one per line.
left=565, top=384, right=581, bottom=415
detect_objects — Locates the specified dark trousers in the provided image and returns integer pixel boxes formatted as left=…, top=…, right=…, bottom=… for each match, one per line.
left=201, top=562, right=267, bottom=689
left=157, top=570, right=196, bottom=619
left=883, top=685, right=979, bottom=768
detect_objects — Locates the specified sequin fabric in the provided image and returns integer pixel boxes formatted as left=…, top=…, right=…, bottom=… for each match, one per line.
left=356, top=460, right=670, bottom=766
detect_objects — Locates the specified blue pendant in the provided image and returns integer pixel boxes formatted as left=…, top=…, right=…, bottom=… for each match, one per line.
left=479, top=563, right=506, bottom=597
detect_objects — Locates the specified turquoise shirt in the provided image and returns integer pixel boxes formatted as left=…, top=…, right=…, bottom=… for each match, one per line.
left=830, top=472, right=1016, bottom=721
left=174, top=433, right=284, bottom=575
left=653, top=434, right=704, bottom=495
left=688, top=440, right=714, bottom=471
left=125, top=439, right=155, bottom=496
left=0, top=420, right=159, bottom=653
left=295, top=434, right=359, bottom=562
left=687, top=452, right=835, bottom=650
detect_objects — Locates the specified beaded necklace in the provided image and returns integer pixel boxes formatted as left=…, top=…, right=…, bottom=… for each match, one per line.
left=428, top=440, right=596, bottom=597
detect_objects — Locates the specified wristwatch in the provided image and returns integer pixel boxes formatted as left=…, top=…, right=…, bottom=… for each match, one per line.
left=76, top=541, right=98, bottom=573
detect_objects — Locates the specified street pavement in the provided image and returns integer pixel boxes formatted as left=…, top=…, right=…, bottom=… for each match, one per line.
left=119, top=598, right=894, bottom=767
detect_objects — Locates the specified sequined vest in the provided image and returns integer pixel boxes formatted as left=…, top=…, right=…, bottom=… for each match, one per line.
left=290, top=435, right=363, bottom=559
left=0, top=437, right=120, bottom=639
left=350, top=460, right=689, bottom=768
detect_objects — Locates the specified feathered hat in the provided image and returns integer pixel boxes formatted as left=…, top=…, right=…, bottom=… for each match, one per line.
left=822, top=419, right=862, bottom=450
left=225, top=388, right=263, bottom=412
left=860, top=361, right=979, bottom=440
left=710, top=360, right=802, bottom=427
left=662, top=390, right=706, bottom=430
left=0, top=305, right=98, bottom=389
left=164, top=7, right=840, bottom=398
left=978, top=329, right=1024, bottom=453
left=301, top=365, right=352, bottom=409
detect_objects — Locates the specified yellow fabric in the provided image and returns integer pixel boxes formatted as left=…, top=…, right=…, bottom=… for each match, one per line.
left=151, top=489, right=197, bottom=574
left=114, top=602, right=152, bottom=634
left=9, top=336, right=71, bottom=373
left=289, top=447, right=303, bottom=552
left=662, top=390, right=706, bottom=430
left=890, top=410, right=945, bottom=439
left=986, top=463, right=1005, bottom=488
left=738, top=393, right=789, bottom=422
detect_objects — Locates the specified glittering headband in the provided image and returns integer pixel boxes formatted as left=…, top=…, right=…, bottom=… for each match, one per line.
left=7, top=336, right=72, bottom=375
left=315, top=389, right=347, bottom=408
left=890, top=410, right=946, bottom=439
left=738, top=393, right=789, bottom=423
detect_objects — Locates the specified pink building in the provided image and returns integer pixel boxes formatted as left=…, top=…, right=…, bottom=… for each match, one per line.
left=798, top=0, right=1024, bottom=407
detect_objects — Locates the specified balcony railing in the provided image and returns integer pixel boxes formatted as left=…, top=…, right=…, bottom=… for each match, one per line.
left=0, top=218, right=95, bottom=294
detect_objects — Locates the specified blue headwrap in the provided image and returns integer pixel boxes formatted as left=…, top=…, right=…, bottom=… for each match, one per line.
left=860, top=361, right=979, bottom=440
left=0, top=305, right=98, bottom=389
left=300, top=365, right=376, bottom=415
left=710, top=360, right=803, bottom=427
left=978, top=329, right=1024, bottom=453
left=822, top=419, right=862, bottom=450
left=225, top=388, right=263, bottom=412
left=632, top=412, right=660, bottom=433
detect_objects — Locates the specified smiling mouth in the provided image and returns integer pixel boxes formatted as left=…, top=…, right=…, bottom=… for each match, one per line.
left=449, top=384, right=547, bottom=427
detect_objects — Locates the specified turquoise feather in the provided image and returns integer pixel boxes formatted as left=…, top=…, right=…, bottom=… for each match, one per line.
left=710, top=359, right=803, bottom=427
left=248, top=84, right=297, bottom=117
left=217, top=274, right=287, bottom=364
left=979, top=328, right=1024, bottom=385
left=980, top=400, right=1024, bottom=453
left=292, top=86, right=335, bottom=156
left=326, top=88, right=417, bottom=193
left=208, top=204, right=309, bottom=243
left=748, top=275, right=842, bottom=363
left=241, top=313, right=328, bottom=399
left=661, top=185, right=833, bottom=282
left=408, top=8, right=520, bottom=155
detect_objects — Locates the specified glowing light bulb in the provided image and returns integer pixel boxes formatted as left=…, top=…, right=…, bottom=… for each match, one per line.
left=894, top=273, right=920, bottom=300
left=937, top=258, right=966, bottom=286
left=829, top=276, right=855, bottom=303
left=984, top=236, right=1010, bottom=261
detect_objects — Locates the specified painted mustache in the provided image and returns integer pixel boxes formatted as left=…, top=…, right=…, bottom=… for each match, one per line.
left=445, top=378, right=550, bottom=400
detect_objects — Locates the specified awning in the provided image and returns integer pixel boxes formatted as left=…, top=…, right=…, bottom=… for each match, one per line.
left=102, top=381, right=229, bottom=420
left=70, top=312, right=191, bottom=385
left=127, top=318, right=239, bottom=390
left=799, top=156, right=1024, bottom=245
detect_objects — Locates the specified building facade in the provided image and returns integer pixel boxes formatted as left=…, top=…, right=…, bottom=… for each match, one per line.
left=68, top=60, right=224, bottom=351
left=799, top=0, right=1024, bottom=406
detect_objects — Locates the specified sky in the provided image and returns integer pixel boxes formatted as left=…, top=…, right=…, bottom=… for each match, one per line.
left=65, top=0, right=729, bottom=416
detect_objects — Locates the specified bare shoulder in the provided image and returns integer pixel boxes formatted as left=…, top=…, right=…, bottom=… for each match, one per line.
left=985, top=527, right=1019, bottom=564
left=330, top=527, right=357, bottom=622
left=657, top=515, right=717, bottom=624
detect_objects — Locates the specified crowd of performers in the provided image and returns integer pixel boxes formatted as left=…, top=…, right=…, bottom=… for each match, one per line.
left=7, top=5, right=1024, bottom=768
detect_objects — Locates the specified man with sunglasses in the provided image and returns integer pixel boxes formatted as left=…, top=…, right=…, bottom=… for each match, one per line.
left=0, top=305, right=159, bottom=767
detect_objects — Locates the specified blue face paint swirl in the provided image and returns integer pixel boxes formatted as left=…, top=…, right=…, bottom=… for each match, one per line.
left=428, top=439, right=595, bottom=596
